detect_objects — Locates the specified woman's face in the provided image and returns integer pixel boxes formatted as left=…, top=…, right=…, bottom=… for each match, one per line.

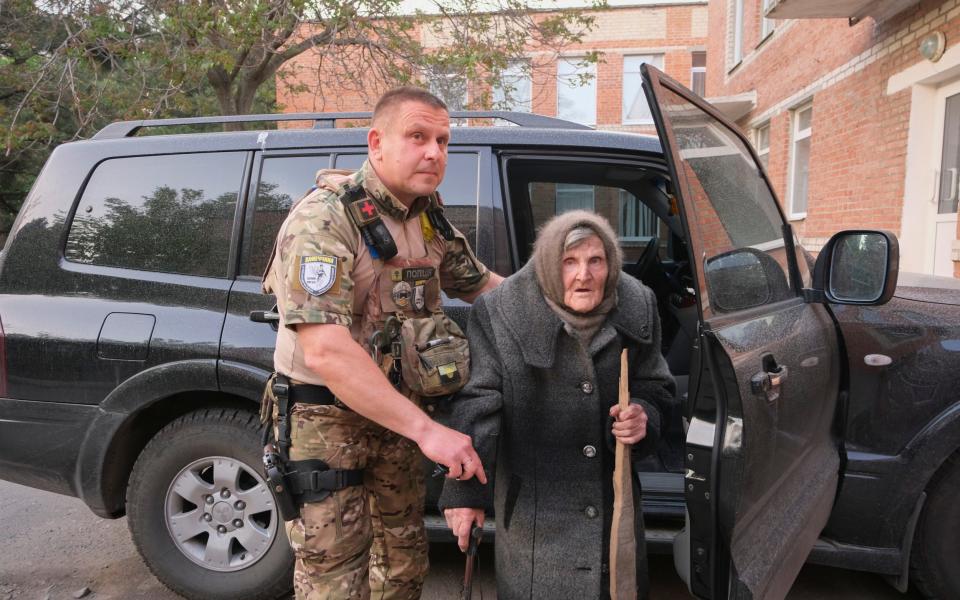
left=561, top=235, right=609, bottom=312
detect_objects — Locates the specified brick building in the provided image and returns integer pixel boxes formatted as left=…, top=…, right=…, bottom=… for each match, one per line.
left=279, top=0, right=709, bottom=135
left=704, top=0, right=960, bottom=277
left=279, top=0, right=960, bottom=278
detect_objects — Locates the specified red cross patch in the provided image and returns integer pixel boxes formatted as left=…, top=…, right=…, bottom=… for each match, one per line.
left=359, top=199, right=376, bottom=218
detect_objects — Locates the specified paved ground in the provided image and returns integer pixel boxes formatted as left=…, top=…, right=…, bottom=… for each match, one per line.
left=0, top=480, right=921, bottom=600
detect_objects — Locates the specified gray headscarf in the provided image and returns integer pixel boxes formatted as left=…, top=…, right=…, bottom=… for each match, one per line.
left=531, top=210, right=623, bottom=344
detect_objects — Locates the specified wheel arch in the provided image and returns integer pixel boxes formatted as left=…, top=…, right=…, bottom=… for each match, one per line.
left=891, top=399, right=960, bottom=585
left=903, top=399, right=960, bottom=497
left=76, top=359, right=262, bottom=518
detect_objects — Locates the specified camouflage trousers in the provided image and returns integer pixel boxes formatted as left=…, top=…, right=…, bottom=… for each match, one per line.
left=283, top=403, right=429, bottom=600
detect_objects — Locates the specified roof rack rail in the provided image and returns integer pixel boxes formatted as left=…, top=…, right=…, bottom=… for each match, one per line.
left=92, top=110, right=590, bottom=140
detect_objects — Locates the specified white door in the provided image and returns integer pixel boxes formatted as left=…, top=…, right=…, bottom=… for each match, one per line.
left=932, top=80, right=960, bottom=276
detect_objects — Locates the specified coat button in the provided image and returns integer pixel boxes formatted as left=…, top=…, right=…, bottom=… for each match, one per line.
left=580, top=381, right=594, bottom=394
left=583, top=445, right=597, bottom=458
left=584, top=505, right=599, bottom=519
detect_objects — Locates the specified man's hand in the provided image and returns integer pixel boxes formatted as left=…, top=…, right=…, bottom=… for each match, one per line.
left=416, top=421, right=487, bottom=484
left=610, top=403, right=648, bottom=445
left=444, top=507, right=485, bottom=552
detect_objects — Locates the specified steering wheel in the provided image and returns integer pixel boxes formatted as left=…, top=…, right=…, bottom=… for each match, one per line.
left=634, top=236, right=659, bottom=280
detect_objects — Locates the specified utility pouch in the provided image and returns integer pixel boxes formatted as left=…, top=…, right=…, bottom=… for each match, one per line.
left=399, top=313, right=470, bottom=397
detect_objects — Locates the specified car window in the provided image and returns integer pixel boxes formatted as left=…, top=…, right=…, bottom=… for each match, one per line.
left=654, top=85, right=793, bottom=313
left=65, top=152, right=244, bottom=278
left=527, top=181, right=667, bottom=263
left=244, top=155, right=330, bottom=277
left=242, top=152, right=481, bottom=278
left=504, top=159, right=677, bottom=267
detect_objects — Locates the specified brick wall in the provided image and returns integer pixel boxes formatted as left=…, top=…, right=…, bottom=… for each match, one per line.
left=706, top=0, right=959, bottom=278
left=279, top=3, right=707, bottom=136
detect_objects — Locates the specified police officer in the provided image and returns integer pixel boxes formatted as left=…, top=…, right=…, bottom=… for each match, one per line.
left=262, top=86, right=503, bottom=600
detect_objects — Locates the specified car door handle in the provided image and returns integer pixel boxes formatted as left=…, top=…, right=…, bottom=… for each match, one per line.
left=249, top=310, right=280, bottom=323
left=750, top=365, right=788, bottom=402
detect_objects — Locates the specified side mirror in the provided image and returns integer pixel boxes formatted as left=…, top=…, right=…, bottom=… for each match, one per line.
left=806, top=230, right=899, bottom=305
left=705, top=247, right=790, bottom=312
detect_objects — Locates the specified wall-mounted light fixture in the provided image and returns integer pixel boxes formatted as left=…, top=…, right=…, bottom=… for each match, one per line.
left=919, top=31, right=946, bottom=63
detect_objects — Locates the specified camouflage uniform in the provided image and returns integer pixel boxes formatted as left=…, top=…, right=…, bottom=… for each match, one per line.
left=263, top=160, right=489, bottom=600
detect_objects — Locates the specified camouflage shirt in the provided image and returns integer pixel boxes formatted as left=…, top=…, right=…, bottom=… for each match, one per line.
left=264, top=159, right=489, bottom=384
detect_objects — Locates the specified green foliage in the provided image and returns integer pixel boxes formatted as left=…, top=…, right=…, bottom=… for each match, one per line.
left=0, top=0, right=598, bottom=233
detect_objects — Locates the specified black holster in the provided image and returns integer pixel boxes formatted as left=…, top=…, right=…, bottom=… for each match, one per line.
left=261, top=373, right=364, bottom=521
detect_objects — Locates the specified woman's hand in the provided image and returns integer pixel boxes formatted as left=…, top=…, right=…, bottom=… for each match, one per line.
left=610, top=403, right=648, bottom=445
left=444, top=507, right=485, bottom=552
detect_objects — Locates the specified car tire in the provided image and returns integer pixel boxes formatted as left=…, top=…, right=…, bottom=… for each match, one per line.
left=127, top=408, right=293, bottom=600
left=911, top=451, right=960, bottom=600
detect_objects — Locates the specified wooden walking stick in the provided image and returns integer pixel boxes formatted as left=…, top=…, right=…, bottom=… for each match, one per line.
left=610, top=349, right=638, bottom=600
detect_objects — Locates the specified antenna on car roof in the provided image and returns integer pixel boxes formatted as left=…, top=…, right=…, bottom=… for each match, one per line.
left=92, top=111, right=590, bottom=139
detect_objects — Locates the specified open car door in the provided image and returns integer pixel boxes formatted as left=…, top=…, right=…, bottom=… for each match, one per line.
left=641, top=65, right=842, bottom=599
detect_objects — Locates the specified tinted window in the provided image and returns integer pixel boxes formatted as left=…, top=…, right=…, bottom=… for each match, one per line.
left=655, top=85, right=792, bottom=313
left=244, top=153, right=480, bottom=277
left=245, top=155, right=329, bottom=277
left=65, top=153, right=244, bottom=277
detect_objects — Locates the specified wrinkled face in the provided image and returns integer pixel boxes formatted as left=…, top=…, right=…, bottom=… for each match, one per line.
left=561, top=235, right=609, bottom=313
left=368, top=100, right=450, bottom=206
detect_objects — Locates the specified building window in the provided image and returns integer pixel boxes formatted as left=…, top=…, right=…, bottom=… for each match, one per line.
left=756, top=123, right=770, bottom=171
left=622, top=55, right=664, bottom=124
left=429, top=70, right=467, bottom=111
left=493, top=60, right=532, bottom=113
left=691, top=51, right=706, bottom=97
left=731, top=0, right=744, bottom=66
left=619, top=190, right=658, bottom=240
left=761, top=0, right=776, bottom=40
left=555, top=183, right=596, bottom=213
left=788, top=104, right=813, bottom=218
left=557, top=57, right=596, bottom=126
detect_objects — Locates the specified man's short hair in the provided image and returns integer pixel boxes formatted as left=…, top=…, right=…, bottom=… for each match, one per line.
left=372, top=87, right=448, bottom=127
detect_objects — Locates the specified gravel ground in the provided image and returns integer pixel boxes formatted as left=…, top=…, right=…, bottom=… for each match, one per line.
left=0, top=479, right=920, bottom=600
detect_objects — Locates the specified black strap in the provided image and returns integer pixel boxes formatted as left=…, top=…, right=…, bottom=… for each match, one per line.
left=338, top=182, right=398, bottom=260
left=286, top=459, right=364, bottom=503
left=288, top=384, right=337, bottom=406
left=273, top=374, right=292, bottom=461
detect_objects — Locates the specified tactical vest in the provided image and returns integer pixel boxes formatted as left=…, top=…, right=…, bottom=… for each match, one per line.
left=323, top=177, right=470, bottom=397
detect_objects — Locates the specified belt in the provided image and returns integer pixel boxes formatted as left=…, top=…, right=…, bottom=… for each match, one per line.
left=289, top=384, right=351, bottom=410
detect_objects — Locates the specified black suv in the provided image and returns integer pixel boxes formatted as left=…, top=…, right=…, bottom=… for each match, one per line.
left=1, top=67, right=958, bottom=600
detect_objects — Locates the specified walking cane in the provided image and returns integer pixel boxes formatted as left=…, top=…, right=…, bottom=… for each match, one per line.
left=460, top=523, right=484, bottom=600
left=610, top=349, right=638, bottom=600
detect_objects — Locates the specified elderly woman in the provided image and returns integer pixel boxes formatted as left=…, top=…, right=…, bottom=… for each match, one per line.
left=438, top=210, right=675, bottom=600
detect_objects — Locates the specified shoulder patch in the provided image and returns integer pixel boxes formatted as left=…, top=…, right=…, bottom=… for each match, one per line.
left=300, top=255, right=339, bottom=296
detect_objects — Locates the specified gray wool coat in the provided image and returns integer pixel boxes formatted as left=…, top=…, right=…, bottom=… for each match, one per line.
left=438, top=262, right=676, bottom=600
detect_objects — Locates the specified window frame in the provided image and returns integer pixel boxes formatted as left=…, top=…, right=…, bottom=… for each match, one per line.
left=429, top=71, right=468, bottom=111
left=731, top=0, right=745, bottom=68
left=493, top=59, right=532, bottom=113
left=622, top=54, right=665, bottom=125
left=788, top=103, right=813, bottom=220
left=691, top=51, right=707, bottom=97
left=760, top=0, right=776, bottom=41
left=755, top=122, right=770, bottom=172
left=239, top=151, right=333, bottom=279
left=557, top=56, right=597, bottom=126
left=498, top=153, right=681, bottom=270
left=65, top=150, right=249, bottom=279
